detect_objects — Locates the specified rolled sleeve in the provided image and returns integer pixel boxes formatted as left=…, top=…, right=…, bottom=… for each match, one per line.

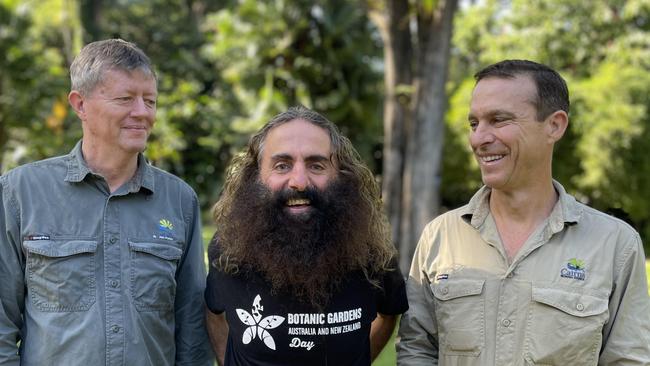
left=0, top=177, right=23, bottom=366
left=174, top=193, right=211, bottom=366
left=396, top=222, right=439, bottom=365
left=599, top=234, right=650, bottom=365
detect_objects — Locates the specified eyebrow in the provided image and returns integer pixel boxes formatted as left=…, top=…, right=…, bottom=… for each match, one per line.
left=269, top=153, right=331, bottom=164
left=467, top=109, right=516, bottom=121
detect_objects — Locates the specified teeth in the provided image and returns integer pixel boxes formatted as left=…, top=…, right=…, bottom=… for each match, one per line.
left=287, top=198, right=310, bottom=206
left=482, top=155, right=504, bottom=162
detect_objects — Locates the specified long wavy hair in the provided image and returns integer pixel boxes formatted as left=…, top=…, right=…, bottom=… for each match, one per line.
left=211, top=106, right=396, bottom=290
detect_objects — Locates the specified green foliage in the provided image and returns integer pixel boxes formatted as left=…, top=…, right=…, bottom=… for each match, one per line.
left=201, top=0, right=384, bottom=164
left=447, top=0, right=650, bottom=251
left=441, top=78, right=481, bottom=209
left=0, top=1, right=81, bottom=171
left=647, top=260, right=650, bottom=295
left=2, top=0, right=649, bottom=253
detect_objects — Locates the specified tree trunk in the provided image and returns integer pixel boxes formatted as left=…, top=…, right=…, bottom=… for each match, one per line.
left=369, top=0, right=413, bottom=253
left=398, top=0, right=458, bottom=273
left=80, top=0, right=104, bottom=42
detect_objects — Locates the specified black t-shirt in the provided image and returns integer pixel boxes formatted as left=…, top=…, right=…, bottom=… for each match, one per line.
left=205, top=262, right=408, bottom=366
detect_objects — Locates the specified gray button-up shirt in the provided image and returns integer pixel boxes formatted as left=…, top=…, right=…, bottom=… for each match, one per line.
left=0, top=141, right=211, bottom=365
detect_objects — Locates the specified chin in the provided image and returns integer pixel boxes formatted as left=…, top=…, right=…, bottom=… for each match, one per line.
left=481, top=175, right=505, bottom=190
left=120, top=140, right=149, bottom=154
left=283, top=208, right=314, bottom=223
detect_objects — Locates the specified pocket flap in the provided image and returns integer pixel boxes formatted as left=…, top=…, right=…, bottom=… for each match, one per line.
left=24, top=239, right=97, bottom=257
left=431, top=278, right=485, bottom=300
left=532, top=287, right=608, bottom=317
left=129, top=241, right=183, bottom=260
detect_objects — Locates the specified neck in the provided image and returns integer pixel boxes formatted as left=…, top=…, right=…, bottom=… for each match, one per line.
left=82, top=143, right=139, bottom=193
left=490, top=180, right=557, bottom=222
left=489, top=178, right=558, bottom=260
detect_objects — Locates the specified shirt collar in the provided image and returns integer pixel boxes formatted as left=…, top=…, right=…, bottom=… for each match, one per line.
left=460, top=179, right=582, bottom=229
left=64, top=140, right=155, bottom=194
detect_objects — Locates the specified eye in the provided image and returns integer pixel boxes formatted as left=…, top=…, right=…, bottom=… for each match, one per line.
left=309, top=163, right=326, bottom=172
left=273, top=162, right=291, bottom=172
left=468, top=120, right=478, bottom=131
left=144, top=98, right=156, bottom=107
left=492, top=115, right=511, bottom=124
left=116, top=96, right=133, bottom=102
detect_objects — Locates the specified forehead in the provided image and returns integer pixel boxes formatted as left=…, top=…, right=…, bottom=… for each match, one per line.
left=261, top=119, right=332, bottom=161
left=470, top=75, right=537, bottom=114
left=95, top=69, right=157, bottom=94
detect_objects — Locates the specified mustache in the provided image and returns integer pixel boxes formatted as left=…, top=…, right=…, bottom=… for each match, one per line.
left=274, top=186, right=319, bottom=204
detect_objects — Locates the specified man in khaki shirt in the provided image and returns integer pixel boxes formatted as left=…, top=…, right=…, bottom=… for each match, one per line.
left=397, top=59, right=650, bottom=365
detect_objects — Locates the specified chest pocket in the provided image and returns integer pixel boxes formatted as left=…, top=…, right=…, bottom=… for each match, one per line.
left=524, top=286, right=609, bottom=366
left=431, top=278, right=485, bottom=357
left=129, top=241, right=183, bottom=312
left=24, top=239, right=97, bottom=312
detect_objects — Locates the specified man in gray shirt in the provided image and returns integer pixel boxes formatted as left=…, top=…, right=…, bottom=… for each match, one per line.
left=0, top=39, right=211, bottom=365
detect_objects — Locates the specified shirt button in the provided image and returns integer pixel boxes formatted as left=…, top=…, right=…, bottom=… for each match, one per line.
left=576, top=303, right=584, bottom=311
left=111, top=325, right=120, bottom=333
left=110, top=280, right=119, bottom=288
left=109, top=237, right=117, bottom=244
left=502, top=319, right=511, bottom=327
left=506, top=272, right=514, bottom=278
left=441, top=287, right=449, bottom=295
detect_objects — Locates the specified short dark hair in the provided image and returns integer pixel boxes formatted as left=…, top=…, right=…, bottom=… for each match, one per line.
left=474, top=59, right=569, bottom=121
left=70, top=38, right=156, bottom=96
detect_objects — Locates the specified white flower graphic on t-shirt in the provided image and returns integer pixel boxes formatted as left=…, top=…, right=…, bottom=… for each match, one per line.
left=236, top=295, right=285, bottom=350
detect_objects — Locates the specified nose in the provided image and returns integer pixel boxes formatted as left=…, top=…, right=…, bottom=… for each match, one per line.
left=288, top=164, right=309, bottom=191
left=469, top=121, right=495, bottom=149
left=130, top=97, right=149, bottom=118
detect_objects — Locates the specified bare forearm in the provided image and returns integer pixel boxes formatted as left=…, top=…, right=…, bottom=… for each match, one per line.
left=370, top=313, right=398, bottom=361
left=206, top=311, right=229, bottom=366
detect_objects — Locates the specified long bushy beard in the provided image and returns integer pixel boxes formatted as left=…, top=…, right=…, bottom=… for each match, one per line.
left=211, top=174, right=372, bottom=308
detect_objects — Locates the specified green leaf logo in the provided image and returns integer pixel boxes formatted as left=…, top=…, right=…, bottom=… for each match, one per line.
left=568, top=258, right=584, bottom=270
left=159, top=219, right=173, bottom=230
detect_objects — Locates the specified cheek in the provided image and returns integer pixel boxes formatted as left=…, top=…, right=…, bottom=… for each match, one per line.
left=311, top=175, right=332, bottom=191
left=147, top=109, right=156, bottom=122
left=262, top=174, right=285, bottom=192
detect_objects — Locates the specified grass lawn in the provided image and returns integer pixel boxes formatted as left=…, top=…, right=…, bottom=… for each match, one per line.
left=373, top=329, right=397, bottom=366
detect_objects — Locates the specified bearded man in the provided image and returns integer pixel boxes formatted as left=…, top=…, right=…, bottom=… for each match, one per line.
left=204, top=106, right=408, bottom=366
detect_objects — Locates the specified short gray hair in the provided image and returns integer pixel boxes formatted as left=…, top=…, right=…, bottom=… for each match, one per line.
left=70, top=39, right=156, bottom=96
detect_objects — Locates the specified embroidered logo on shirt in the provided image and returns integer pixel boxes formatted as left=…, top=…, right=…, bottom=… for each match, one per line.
left=436, top=274, right=449, bottom=281
left=158, top=219, right=173, bottom=233
left=560, top=258, right=586, bottom=281
left=154, top=219, right=175, bottom=241
left=236, top=295, right=285, bottom=350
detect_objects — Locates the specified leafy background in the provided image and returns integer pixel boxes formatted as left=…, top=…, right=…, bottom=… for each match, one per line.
left=3, top=1, right=650, bottom=363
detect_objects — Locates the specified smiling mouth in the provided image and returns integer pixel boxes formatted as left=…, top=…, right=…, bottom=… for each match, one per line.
left=480, top=154, right=505, bottom=163
left=287, top=198, right=310, bottom=207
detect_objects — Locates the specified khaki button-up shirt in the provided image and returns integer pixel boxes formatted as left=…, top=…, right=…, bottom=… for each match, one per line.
left=397, top=181, right=650, bottom=365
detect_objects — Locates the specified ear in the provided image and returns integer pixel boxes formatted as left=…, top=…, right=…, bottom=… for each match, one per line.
left=68, top=90, right=86, bottom=121
left=545, top=110, right=569, bottom=143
